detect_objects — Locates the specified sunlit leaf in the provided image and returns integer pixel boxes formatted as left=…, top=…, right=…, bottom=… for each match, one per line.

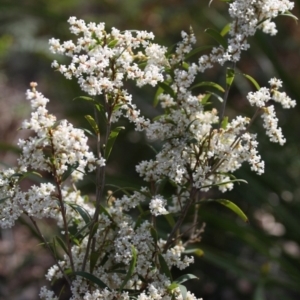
left=220, top=23, right=231, bottom=37
left=85, top=115, right=100, bottom=135
left=221, top=116, right=228, bottom=129
left=226, top=67, right=235, bottom=88
left=242, top=73, right=261, bottom=90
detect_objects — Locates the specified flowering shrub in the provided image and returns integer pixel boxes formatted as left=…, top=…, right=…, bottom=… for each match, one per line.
left=0, top=0, right=297, bottom=299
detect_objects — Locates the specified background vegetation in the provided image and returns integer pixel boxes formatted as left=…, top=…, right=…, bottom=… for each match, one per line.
left=0, top=0, right=300, bottom=299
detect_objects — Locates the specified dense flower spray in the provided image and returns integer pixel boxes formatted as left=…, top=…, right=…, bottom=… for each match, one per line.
left=0, top=0, right=296, bottom=299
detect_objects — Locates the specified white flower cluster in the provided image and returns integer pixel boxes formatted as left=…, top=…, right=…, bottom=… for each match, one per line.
left=49, top=16, right=167, bottom=131
left=198, top=0, right=294, bottom=71
left=0, top=168, right=22, bottom=228
left=0, top=83, right=103, bottom=228
left=19, top=83, right=104, bottom=178
left=247, top=78, right=296, bottom=145
left=41, top=194, right=199, bottom=300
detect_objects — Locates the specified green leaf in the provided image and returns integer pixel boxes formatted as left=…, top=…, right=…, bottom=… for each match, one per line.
left=200, top=93, right=212, bottom=105
left=220, top=23, right=231, bottom=37
left=90, top=250, right=102, bottom=273
left=61, top=162, right=79, bottom=182
left=242, top=73, right=261, bottom=90
left=107, top=39, right=119, bottom=48
left=55, top=235, right=69, bottom=256
left=157, top=82, right=175, bottom=97
left=158, top=253, right=172, bottom=280
left=215, top=199, right=248, bottom=222
left=221, top=116, right=228, bottom=129
left=207, top=91, right=224, bottom=102
left=67, top=203, right=92, bottom=225
left=119, top=245, right=137, bottom=290
left=105, top=126, right=125, bottom=159
left=178, top=284, right=187, bottom=300
left=73, top=271, right=109, bottom=290
left=150, top=227, right=158, bottom=244
left=85, top=115, right=100, bottom=135
left=205, top=28, right=228, bottom=49
left=163, top=213, right=175, bottom=228
left=184, top=45, right=213, bottom=60
left=73, top=96, right=103, bottom=112
left=226, top=67, right=235, bottom=88
left=279, top=11, right=298, bottom=22
left=175, top=274, right=198, bottom=284
left=184, top=248, right=204, bottom=257
left=153, top=85, right=164, bottom=107
left=167, top=282, right=179, bottom=291
left=191, top=81, right=225, bottom=93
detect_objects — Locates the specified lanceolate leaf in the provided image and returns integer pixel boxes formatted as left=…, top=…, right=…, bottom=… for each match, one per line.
left=73, top=271, right=109, bottom=290
left=67, top=203, right=92, bottom=225
left=55, top=235, right=69, bottom=256
left=85, top=115, right=100, bottom=135
left=178, top=284, right=187, bottom=300
left=202, top=198, right=248, bottom=222
left=158, top=253, right=172, bottom=280
left=205, top=28, right=228, bottom=49
left=226, top=67, right=235, bottom=88
left=220, top=23, right=231, bottom=37
left=73, top=96, right=103, bottom=112
left=157, top=82, right=175, bottom=97
left=191, top=81, right=225, bottom=93
left=175, top=274, right=198, bottom=284
left=61, top=162, right=79, bottom=182
left=242, top=73, right=261, bottom=90
left=105, top=126, right=124, bottom=160
left=119, top=245, right=137, bottom=290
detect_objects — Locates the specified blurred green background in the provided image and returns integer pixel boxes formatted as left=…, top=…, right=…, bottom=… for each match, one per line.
left=0, top=0, right=300, bottom=299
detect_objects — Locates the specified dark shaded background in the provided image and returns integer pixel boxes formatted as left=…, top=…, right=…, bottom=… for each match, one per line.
left=1, top=0, right=300, bottom=299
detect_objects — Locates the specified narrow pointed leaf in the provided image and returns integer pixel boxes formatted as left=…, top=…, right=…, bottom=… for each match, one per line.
left=61, top=162, right=79, bottom=182
left=105, top=126, right=124, bottom=159
left=119, top=245, right=137, bottom=290
left=191, top=81, right=225, bottom=93
left=153, top=85, right=164, bottom=107
left=205, top=28, right=228, bottom=49
left=175, top=274, right=198, bottom=284
left=220, top=23, right=231, bottom=37
left=158, top=253, right=172, bottom=280
left=157, top=82, right=175, bottom=97
left=221, top=116, right=229, bottom=129
left=242, top=73, right=261, bottom=90
left=226, top=67, right=235, bottom=88
left=217, top=199, right=248, bottom=222
left=73, top=271, right=109, bottom=290
left=179, top=284, right=187, bottom=300
left=55, top=236, right=69, bottom=256
left=67, top=203, right=92, bottom=225
left=85, top=115, right=100, bottom=135
left=184, top=45, right=213, bottom=60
